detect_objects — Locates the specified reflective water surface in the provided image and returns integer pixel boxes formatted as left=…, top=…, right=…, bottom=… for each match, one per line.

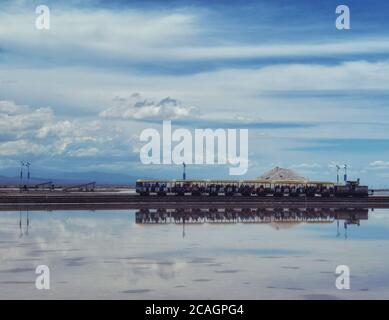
left=0, top=207, right=389, bottom=299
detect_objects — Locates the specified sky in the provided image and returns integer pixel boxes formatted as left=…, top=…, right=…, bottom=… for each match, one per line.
left=1, top=0, right=389, bottom=186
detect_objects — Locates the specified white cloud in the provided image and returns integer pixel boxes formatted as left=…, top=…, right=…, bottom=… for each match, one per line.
left=0, top=100, right=138, bottom=160
left=3, top=60, right=389, bottom=125
left=68, top=147, right=99, bottom=157
left=0, top=100, right=27, bottom=114
left=2, top=7, right=389, bottom=63
left=0, top=140, right=48, bottom=156
left=0, top=159, right=19, bottom=168
left=161, top=40, right=389, bottom=61
left=0, top=100, right=53, bottom=139
left=0, top=8, right=200, bottom=63
left=100, top=93, right=199, bottom=121
left=369, top=160, right=389, bottom=169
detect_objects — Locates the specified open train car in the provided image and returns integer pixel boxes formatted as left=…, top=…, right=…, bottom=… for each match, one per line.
left=135, top=179, right=368, bottom=197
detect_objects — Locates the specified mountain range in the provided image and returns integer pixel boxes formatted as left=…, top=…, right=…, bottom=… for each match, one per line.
left=0, top=170, right=139, bottom=186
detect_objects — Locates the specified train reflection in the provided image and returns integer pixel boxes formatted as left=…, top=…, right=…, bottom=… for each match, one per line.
left=135, top=207, right=368, bottom=226
left=136, top=207, right=368, bottom=239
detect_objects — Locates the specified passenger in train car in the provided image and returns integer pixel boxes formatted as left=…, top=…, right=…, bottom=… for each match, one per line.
left=174, top=184, right=181, bottom=196
left=225, top=184, right=232, bottom=196
left=306, top=186, right=315, bottom=197
left=191, top=183, right=199, bottom=196
left=178, top=183, right=184, bottom=194
left=241, top=184, right=246, bottom=196
left=209, top=184, right=216, bottom=196
left=240, top=184, right=249, bottom=196
left=274, top=185, right=281, bottom=197
left=247, top=184, right=253, bottom=196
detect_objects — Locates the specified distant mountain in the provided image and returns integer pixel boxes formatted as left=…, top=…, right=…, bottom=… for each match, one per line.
left=0, top=171, right=140, bottom=186
left=0, top=175, right=21, bottom=185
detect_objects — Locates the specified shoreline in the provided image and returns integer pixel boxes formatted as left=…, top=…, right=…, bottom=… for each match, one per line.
left=1, top=192, right=389, bottom=210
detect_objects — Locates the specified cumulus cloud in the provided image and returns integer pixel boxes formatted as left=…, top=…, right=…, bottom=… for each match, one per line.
left=99, top=93, right=199, bottom=121
left=369, top=160, right=389, bottom=169
left=68, top=147, right=99, bottom=157
left=0, top=100, right=133, bottom=160
left=0, top=140, right=48, bottom=156
left=0, top=100, right=53, bottom=139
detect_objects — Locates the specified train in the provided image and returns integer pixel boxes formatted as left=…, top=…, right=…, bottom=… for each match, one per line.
left=135, top=179, right=369, bottom=197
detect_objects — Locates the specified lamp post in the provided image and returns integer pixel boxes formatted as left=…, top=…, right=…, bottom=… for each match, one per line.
left=336, top=165, right=340, bottom=184
left=344, top=164, right=348, bottom=183
left=26, top=162, right=31, bottom=184
left=20, top=161, right=25, bottom=187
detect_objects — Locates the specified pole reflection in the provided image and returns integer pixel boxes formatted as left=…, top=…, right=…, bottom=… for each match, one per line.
left=17, top=209, right=30, bottom=238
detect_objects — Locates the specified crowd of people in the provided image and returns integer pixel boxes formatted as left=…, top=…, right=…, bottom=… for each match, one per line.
left=136, top=181, right=338, bottom=197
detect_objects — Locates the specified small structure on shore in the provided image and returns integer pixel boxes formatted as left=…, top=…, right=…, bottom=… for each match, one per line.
left=258, top=167, right=306, bottom=181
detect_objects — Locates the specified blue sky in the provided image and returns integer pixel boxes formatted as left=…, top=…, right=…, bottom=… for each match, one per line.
left=1, top=0, right=389, bottom=186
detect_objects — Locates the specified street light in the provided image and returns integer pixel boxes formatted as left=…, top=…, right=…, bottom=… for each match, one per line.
left=336, top=165, right=340, bottom=184
left=26, top=162, right=31, bottom=183
left=20, top=161, right=25, bottom=186
left=344, top=164, right=348, bottom=182
left=19, top=161, right=31, bottom=190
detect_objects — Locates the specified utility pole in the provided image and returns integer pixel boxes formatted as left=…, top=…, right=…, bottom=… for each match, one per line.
left=336, top=165, right=340, bottom=184
left=344, top=164, right=347, bottom=183
left=20, top=161, right=25, bottom=187
left=26, top=162, right=31, bottom=184
left=183, top=162, right=186, bottom=180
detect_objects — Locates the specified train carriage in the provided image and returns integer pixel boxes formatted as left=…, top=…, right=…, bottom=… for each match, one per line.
left=135, top=179, right=368, bottom=198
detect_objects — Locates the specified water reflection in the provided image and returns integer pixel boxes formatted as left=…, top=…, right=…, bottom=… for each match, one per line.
left=18, top=210, right=30, bottom=238
left=10, top=207, right=369, bottom=241
left=2, top=206, right=388, bottom=299
left=135, top=207, right=368, bottom=239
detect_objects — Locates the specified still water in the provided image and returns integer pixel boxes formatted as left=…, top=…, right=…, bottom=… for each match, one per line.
left=0, top=207, right=388, bottom=299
